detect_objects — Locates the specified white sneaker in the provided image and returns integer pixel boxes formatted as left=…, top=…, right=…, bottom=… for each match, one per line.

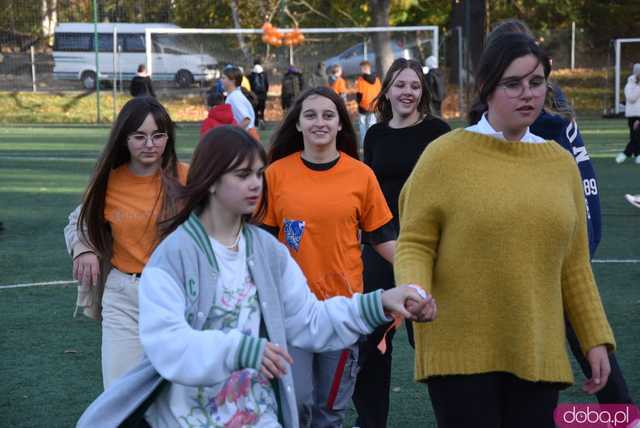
left=615, top=152, right=627, bottom=164
left=625, top=194, right=640, bottom=208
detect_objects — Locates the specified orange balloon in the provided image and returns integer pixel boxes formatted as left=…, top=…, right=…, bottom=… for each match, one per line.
left=262, top=22, right=273, bottom=33
left=261, top=34, right=270, bottom=43
left=273, top=38, right=283, bottom=47
left=298, top=34, right=305, bottom=43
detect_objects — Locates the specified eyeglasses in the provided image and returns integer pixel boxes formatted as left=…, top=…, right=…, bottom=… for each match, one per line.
left=497, top=76, right=547, bottom=98
left=127, top=132, right=168, bottom=146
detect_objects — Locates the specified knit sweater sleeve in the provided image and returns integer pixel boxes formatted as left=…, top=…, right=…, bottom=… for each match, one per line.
left=393, top=140, right=447, bottom=293
left=561, top=165, right=615, bottom=355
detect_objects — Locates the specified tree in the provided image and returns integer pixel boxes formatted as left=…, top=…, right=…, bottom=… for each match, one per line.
left=368, top=0, right=394, bottom=75
left=42, top=0, right=57, bottom=39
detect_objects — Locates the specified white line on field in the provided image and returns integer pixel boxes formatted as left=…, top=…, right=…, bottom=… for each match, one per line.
left=2, top=260, right=639, bottom=289
left=0, top=156, right=94, bottom=162
left=0, top=280, right=77, bottom=289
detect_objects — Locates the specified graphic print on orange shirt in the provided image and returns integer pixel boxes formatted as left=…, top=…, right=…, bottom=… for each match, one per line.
left=283, top=219, right=305, bottom=251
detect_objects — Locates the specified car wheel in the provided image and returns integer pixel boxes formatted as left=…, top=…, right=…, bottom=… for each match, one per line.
left=81, top=71, right=97, bottom=90
left=176, top=70, right=194, bottom=88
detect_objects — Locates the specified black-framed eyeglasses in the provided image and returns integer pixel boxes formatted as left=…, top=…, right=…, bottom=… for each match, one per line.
left=497, top=76, right=547, bottom=98
left=127, top=132, right=168, bottom=146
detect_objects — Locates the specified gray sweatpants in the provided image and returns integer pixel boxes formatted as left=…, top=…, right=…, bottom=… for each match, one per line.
left=290, top=343, right=360, bottom=428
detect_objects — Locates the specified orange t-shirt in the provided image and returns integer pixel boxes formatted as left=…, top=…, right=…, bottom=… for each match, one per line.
left=104, top=162, right=189, bottom=273
left=264, top=152, right=392, bottom=299
left=331, top=77, right=348, bottom=95
left=355, top=76, right=381, bottom=112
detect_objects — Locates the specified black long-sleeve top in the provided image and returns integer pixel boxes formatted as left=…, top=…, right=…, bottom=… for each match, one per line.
left=363, top=117, right=451, bottom=235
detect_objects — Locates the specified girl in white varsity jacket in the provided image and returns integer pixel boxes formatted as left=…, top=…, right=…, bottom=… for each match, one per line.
left=76, top=126, right=436, bottom=428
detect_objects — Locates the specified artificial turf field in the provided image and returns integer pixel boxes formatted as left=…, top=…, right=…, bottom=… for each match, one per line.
left=0, top=119, right=639, bottom=427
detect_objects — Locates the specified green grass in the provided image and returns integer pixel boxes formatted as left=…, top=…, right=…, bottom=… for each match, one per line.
left=0, top=120, right=639, bottom=427
left=0, top=91, right=211, bottom=124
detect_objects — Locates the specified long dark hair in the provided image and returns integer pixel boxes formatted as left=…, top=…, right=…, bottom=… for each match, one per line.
left=374, top=58, right=432, bottom=123
left=78, top=96, right=179, bottom=260
left=269, top=86, right=358, bottom=163
left=468, top=32, right=551, bottom=125
left=161, top=126, right=268, bottom=239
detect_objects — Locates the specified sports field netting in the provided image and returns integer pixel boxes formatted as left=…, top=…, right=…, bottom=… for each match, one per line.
left=1, top=119, right=638, bottom=427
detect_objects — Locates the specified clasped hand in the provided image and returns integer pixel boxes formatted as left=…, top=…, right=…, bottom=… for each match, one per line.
left=260, top=285, right=436, bottom=380
left=381, top=284, right=437, bottom=323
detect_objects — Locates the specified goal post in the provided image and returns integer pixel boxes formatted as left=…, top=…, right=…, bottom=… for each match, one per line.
left=613, top=38, right=640, bottom=114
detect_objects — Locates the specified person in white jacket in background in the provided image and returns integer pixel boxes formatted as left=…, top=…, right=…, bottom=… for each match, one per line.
left=616, top=63, right=640, bottom=164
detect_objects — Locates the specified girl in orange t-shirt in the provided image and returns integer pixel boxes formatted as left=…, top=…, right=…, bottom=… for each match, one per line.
left=264, top=86, right=396, bottom=427
left=64, top=97, right=188, bottom=389
left=329, top=64, right=348, bottom=102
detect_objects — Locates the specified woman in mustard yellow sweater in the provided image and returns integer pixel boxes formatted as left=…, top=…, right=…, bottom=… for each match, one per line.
left=394, top=32, right=615, bottom=428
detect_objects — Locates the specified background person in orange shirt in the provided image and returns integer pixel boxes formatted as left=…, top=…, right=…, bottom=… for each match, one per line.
left=64, top=97, right=189, bottom=389
left=264, top=86, right=397, bottom=427
left=329, top=64, right=348, bottom=102
left=354, top=60, right=382, bottom=150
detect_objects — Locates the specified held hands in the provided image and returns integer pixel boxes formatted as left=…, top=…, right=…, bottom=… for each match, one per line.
left=73, top=251, right=100, bottom=288
left=260, top=342, right=293, bottom=380
left=583, top=345, right=611, bottom=395
left=381, top=285, right=437, bottom=323
left=258, top=285, right=436, bottom=379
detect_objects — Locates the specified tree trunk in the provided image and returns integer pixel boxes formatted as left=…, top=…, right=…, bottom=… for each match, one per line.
left=42, top=0, right=57, bottom=39
left=230, top=0, right=252, bottom=65
left=368, top=0, right=393, bottom=77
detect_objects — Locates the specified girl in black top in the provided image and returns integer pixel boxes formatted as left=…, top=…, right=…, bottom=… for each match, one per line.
left=353, top=58, right=450, bottom=428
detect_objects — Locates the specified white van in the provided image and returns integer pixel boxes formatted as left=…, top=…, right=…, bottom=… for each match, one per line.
left=53, top=23, right=218, bottom=89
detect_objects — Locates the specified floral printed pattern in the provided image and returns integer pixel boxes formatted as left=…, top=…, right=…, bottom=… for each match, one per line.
left=152, top=244, right=280, bottom=427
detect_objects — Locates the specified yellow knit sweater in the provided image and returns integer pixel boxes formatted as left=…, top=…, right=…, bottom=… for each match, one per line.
left=394, top=129, right=615, bottom=385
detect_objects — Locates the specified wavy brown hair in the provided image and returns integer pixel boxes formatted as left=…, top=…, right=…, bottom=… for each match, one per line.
left=77, top=96, right=180, bottom=261
left=160, top=126, right=268, bottom=239
left=373, top=58, right=433, bottom=123
left=269, top=86, right=358, bottom=163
